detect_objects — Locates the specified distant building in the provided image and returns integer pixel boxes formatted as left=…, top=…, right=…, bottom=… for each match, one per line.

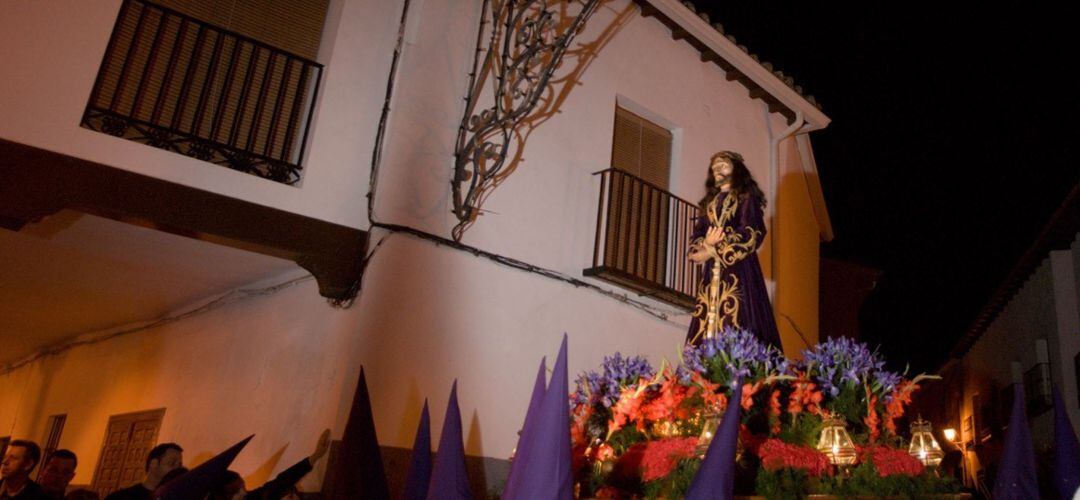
left=914, top=186, right=1079, bottom=495
left=819, top=257, right=880, bottom=341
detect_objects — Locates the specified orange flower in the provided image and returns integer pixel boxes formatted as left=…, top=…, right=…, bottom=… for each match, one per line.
left=641, top=370, right=696, bottom=421
left=882, top=380, right=920, bottom=437
left=609, top=386, right=647, bottom=435
left=864, top=392, right=880, bottom=442
left=769, top=389, right=783, bottom=435
left=571, top=404, right=591, bottom=448
left=788, top=371, right=825, bottom=417
left=741, top=382, right=761, bottom=411
left=692, top=372, right=728, bottom=415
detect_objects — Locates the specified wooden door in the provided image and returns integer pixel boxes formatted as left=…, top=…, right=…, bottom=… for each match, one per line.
left=90, top=409, right=165, bottom=497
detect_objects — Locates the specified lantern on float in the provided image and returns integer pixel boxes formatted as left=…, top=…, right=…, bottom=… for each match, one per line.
left=908, top=417, right=945, bottom=466
left=816, top=416, right=858, bottom=465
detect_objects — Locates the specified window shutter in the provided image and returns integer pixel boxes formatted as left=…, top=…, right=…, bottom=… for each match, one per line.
left=605, top=105, right=673, bottom=284
left=153, top=0, right=329, bottom=60
left=640, top=119, right=672, bottom=189
left=612, top=106, right=642, bottom=176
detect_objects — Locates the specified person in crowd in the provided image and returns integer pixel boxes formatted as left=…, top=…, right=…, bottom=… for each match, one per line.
left=209, top=430, right=330, bottom=500
left=38, top=450, right=77, bottom=500
left=0, top=440, right=47, bottom=499
left=103, top=443, right=182, bottom=500
left=152, top=466, right=187, bottom=493
left=279, top=485, right=300, bottom=500
left=62, top=490, right=97, bottom=500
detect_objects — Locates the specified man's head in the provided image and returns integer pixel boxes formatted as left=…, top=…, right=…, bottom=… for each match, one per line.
left=1, top=440, right=41, bottom=482
left=39, top=449, right=77, bottom=494
left=144, top=443, right=183, bottom=485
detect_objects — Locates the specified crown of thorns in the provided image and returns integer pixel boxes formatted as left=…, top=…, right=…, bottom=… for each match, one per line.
left=712, top=150, right=744, bottom=163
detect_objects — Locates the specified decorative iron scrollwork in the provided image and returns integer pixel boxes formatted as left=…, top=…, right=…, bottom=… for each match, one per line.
left=451, top=0, right=602, bottom=241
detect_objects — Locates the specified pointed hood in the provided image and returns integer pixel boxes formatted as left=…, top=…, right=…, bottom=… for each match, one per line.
left=502, top=356, right=547, bottom=498
left=404, top=400, right=433, bottom=500
left=426, top=381, right=473, bottom=499
left=508, top=334, right=573, bottom=499
left=156, top=435, right=252, bottom=500
left=686, top=380, right=743, bottom=500
left=1053, top=388, right=1080, bottom=499
left=331, top=367, right=389, bottom=499
left=992, top=383, right=1038, bottom=499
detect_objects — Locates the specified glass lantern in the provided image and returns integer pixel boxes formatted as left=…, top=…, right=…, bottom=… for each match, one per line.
left=817, top=416, right=858, bottom=465
left=697, top=409, right=743, bottom=460
left=908, top=417, right=944, bottom=466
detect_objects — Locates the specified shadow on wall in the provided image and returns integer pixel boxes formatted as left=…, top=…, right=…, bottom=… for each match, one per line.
left=454, top=0, right=636, bottom=238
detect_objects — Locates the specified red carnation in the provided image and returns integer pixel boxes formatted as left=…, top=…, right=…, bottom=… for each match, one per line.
left=858, top=445, right=925, bottom=477
left=757, top=438, right=833, bottom=477
left=639, top=437, right=700, bottom=481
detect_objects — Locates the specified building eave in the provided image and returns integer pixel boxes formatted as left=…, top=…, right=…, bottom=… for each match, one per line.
left=636, top=0, right=831, bottom=130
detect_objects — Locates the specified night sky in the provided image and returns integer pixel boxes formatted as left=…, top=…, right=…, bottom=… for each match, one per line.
left=689, top=3, right=1080, bottom=371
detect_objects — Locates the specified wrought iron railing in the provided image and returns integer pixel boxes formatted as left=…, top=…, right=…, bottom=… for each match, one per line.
left=584, top=168, right=703, bottom=309
left=81, top=0, right=323, bottom=184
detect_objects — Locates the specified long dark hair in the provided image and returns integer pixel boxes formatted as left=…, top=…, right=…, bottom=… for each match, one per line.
left=698, top=151, right=766, bottom=210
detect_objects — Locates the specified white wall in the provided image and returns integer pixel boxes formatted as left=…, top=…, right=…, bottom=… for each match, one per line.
left=1051, top=237, right=1080, bottom=431
left=374, top=0, right=785, bottom=275
left=0, top=0, right=401, bottom=230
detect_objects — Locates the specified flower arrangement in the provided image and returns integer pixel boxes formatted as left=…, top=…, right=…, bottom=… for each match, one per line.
left=566, top=330, right=955, bottom=498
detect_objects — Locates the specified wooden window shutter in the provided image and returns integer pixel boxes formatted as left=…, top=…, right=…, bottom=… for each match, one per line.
left=152, top=0, right=329, bottom=60
left=605, top=106, right=673, bottom=285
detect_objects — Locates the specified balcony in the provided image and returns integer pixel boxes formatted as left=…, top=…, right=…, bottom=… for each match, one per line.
left=584, top=169, right=703, bottom=310
left=80, top=0, right=323, bottom=184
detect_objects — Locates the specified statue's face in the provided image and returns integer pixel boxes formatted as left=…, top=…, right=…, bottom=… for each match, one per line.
left=711, top=157, right=734, bottom=185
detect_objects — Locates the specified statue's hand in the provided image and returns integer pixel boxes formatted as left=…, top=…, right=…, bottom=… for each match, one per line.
left=704, top=226, right=724, bottom=246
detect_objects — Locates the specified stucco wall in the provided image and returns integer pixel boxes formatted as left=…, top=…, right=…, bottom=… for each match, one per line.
left=0, top=0, right=397, bottom=229
left=0, top=271, right=359, bottom=491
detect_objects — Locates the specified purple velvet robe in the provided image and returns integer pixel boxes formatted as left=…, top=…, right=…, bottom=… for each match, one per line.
left=685, top=191, right=782, bottom=350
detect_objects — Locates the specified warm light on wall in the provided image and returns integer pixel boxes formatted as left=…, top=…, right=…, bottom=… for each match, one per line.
left=942, top=427, right=957, bottom=443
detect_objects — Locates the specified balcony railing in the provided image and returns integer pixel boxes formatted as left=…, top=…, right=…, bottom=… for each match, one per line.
left=81, top=0, right=323, bottom=184
left=584, top=168, right=703, bottom=309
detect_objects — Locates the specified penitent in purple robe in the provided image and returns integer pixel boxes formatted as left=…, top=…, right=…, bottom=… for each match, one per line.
left=685, top=191, right=782, bottom=350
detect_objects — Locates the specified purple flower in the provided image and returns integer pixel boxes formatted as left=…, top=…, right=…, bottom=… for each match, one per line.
left=572, top=352, right=654, bottom=408
left=682, top=327, right=789, bottom=386
left=799, top=337, right=901, bottom=404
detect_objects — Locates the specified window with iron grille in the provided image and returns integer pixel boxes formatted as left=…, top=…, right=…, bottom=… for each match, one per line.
left=81, top=0, right=329, bottom=184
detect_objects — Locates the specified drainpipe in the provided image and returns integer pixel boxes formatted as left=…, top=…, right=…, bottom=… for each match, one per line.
left=768, top=109, right=806, bottom=307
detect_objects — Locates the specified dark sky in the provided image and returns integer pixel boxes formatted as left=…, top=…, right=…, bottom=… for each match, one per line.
left=688, top=3, right=1080, bottom=371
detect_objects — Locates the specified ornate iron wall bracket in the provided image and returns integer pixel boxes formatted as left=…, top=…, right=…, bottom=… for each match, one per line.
left=452, top=0, right=602, bottom=241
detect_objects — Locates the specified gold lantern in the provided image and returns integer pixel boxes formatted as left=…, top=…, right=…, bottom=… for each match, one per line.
left=908, top=417, right=944, bottom=466
left=817, top=416, right=858, bottom=465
